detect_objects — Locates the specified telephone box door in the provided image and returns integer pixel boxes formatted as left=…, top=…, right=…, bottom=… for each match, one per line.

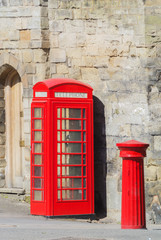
left=53, top=103, right=94, bottom=216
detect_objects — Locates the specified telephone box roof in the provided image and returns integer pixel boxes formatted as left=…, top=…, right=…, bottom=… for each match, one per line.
left=34, top=78, right=93, bottom=90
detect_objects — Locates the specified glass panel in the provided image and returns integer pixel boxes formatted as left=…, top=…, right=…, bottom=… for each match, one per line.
left=34, top=190, right=43, bottom=201
left=34, top=131, right=42, bottom=141
left=62, top=178, right=82, bottom=188
left=62, top=131, right=81, bottom=141
left=62, top=166, right=81, bottom=176
left=57, top=155, right=61, bottom=165
left=57, top=190, right=61, bottom=200
left=62, top=155, right=81, bottom=165
left=83, top=132, right=86, bottom=141
left=34, top=178, right=43, bottom=189
left=34, top=143, right=42, bottom=153
left=57, top=143, right=61, bottom=153
left=83, top=155, right=86, bottom=164
left=62, top=190, right=82, bottom=200
left=62, top=108, right=81, bottom=118
left=57, top=167, right=60, bottom=176
left=83, top=167, right=86, bottom=176
left=34, top=120, right=42, bottom=130
left=62, top=120, right=81, bottom=130
left=57, top=108, right=60, bottom=118
left=83, top=109, right=86, bottom=118
left=57, top=178, right=61, bottom=188
left=34, top=108, right=41, bottom=118
left=83, top=178, right=86, bottom=188
left=84, top=190, right=86, bottom=200
left=34, top=166, right=42, bottom=176
left=83, top=143, right=86, bottom=153
left=57, top=131, right=61, bottom=141
left=34, top=155, right=42, bottom=165
left=62, top=143, right=81, bottom=153
left=57, top=120, right=60, bottom=130
left=83, top=120, right=86, bottom=130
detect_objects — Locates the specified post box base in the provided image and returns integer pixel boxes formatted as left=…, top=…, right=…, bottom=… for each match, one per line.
left=121, top=225, right=146, bottom=229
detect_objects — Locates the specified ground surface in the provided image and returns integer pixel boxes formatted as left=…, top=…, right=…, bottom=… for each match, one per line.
left=0, top=194, right=161, bottom=240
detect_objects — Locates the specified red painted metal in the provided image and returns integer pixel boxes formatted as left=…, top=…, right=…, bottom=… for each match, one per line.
left=31, top=78, right=94, bottom=216
left=116, top=140, right=149, bottom=229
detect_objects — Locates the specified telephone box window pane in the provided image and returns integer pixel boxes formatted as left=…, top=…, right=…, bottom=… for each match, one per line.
left=34, top=108, right=41, bottom=118
left=57, top=120, right=60, bottom=130
left=62, top=143, right=81, bottom=153
left=34, top=143, right=42, bottom=153
left=34, top=155, right=42, bottom=165
left=57, top=108, right=60, bottom=118
left=83, top=120, right=86, bottom=130
left=34, top=120, right=42, bottom=129
left=83, top=178, right=86, bottom=188
left=34, top=131, right=42, bottom=141
left=57, top=143, right=61, bottom=153
left=62, top=166, right=81, bottom=177
left=83, top=109, right=86, bottom=118
left=62, top=178, right=82, bottom=188
left=57, top=178, right=61, bottom=188
left=57, top=190, right=61, bottom=200
left=83, top=132, right=86, bottom=141
left=62, top=108, right=81, bottom=118
left=83, top=167, right=86, bottom=176
left=62, top=131, right=81, bottom=141
left=62, top=190, right=82, bottom=200
left=84, top=190, right=86, bottom=200
left=34, top=167, right=42, bottom=177
left=62, top=120, right=81, bottom=130
left=34, top=178, right=43, bottom=188
left=62, top=155, right=81, bottom=165
left=34, top=190, right=43, bottom=201
left=83, top=143, right=86, bottom=153
left=57, top=155, right=60, bottom=165
left=57, top=131, right=61, bottom=141
left=57, top=167, right=60, bottom=176
left=83, top=155, right=86, bottom=164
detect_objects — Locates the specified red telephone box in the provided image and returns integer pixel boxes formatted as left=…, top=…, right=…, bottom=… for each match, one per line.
left=30, top=78, right=94, bottom=216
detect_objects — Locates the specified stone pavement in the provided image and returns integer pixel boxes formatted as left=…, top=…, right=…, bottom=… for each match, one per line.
left=0, top=193, right=161, bottom=240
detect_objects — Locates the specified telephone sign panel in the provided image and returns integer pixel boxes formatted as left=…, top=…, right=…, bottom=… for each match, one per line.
left=31, top=78, right=94, bottom=216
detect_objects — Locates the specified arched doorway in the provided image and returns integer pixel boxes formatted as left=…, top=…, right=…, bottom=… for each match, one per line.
left=0, top=64, right=24, bottom=188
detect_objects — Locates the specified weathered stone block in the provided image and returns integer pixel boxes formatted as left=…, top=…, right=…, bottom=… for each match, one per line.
left=0, top=124, right=5, bottom=133
left=157, top=167, right=161, bottom=180
left=59, top=33, right=76, bottom=48
left=50, top=21, right=64, bottom=32
left=57, top=64, right=69, bottom=74
left=0, top=135, right=5, bottom=145
left=26, top=64, right=36, bottom=74
left=154, top=136, right=161, bottom=151
left=33, top=49, right=47, bottom=63
left=22, top=50, right=33, bottom=63
left=145, top=166, right=157, bottom=181
left=0, top=147, right=5, bottom=158
left=10, top=0, right=23, bottom=6
left=20, top=30, right=31, bottom=41
left=50, top=49, right=66, bottom=63
left=55, top=9, right=73, bottom=20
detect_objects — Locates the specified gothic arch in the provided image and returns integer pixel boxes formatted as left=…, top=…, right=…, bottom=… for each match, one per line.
left=0, top=53, right=28, bottom=88
left=0, top=55, right=26, bottom=188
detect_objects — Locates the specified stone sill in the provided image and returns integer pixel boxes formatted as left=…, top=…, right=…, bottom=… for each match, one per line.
left=0, top=188, right=25, bottom=195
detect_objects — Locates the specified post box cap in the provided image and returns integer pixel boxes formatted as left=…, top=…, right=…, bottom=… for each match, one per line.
left=116, top=139, right=149, bottom=148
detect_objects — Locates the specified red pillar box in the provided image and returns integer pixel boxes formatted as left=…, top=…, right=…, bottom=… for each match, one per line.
left=116, top=140, right=149, bottom=229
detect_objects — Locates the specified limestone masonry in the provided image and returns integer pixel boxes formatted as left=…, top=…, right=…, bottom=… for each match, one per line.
left=0, top=0, right=161, bottom=222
